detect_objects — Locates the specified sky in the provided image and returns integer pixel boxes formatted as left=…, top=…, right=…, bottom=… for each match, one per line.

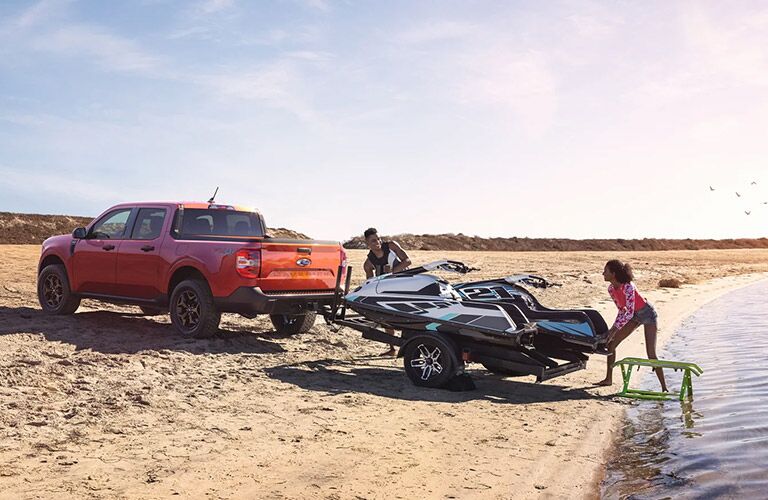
left=1, top=0, right=767, bottom=241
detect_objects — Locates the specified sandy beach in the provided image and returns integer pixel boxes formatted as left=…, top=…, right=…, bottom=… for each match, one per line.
left=1, top=246, right=767, bottom=499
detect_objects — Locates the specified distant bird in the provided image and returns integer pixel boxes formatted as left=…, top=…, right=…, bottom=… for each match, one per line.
left=736, top=192, right=742, bottom=197
left=751, top=181, right=758, bottom=185
left=763, top=201, right=768, bottom=205
left=745, top=210, right=751, bottom=215
left=709, top=185, right=716, bottom=191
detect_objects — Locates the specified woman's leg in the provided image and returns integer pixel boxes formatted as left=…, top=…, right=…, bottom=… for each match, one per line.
left=644, top=324, right=669, bottom=392
left=597, top=321, right=638, bottom=386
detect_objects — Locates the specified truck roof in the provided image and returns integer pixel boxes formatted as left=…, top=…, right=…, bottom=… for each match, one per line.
left=106, top=201, right=260, bottom=213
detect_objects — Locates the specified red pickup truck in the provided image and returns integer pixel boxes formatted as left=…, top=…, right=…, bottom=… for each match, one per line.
left=37, top=201, right=346, bottom=338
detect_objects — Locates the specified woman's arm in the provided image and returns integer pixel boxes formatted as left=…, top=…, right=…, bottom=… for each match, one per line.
left=612, top=283, right=636, bottom=330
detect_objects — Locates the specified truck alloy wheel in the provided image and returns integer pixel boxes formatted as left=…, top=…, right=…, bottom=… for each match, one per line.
left=37, top=264, right=80, bottom=315
left=42, top=273, right=64, bottom=309
left=169, top=279, right=220, bottom=338
left=175, top=290, right=201, bottom=329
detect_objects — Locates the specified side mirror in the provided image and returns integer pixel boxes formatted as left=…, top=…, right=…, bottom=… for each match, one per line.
left=72, top=227, right=87, bottom=239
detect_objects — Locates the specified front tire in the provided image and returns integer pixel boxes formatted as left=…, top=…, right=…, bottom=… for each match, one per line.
left=269, top=311, right=317, bottom=336
left=402, top=334, right=459, bottom=388
left=37, top=264, right=80, bottom=315
left=169, top=279, right=220, bottom=338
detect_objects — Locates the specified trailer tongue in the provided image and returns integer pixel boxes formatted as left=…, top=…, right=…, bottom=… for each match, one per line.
left=322, top=261, right=602, bottom=389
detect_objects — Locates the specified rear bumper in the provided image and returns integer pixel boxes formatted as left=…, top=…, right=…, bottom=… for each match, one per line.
left=214, top=286, right=336, bottom=316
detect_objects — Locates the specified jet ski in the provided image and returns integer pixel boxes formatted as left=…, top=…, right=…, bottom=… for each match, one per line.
left=453, top=274, right=609, bottom=352
left=324, top=261, right=608, bottom=389
left=344, top=260, right=536, bottom=348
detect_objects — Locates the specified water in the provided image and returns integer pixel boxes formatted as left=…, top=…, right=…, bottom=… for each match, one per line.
left=601, top=279, right=768, bottom=499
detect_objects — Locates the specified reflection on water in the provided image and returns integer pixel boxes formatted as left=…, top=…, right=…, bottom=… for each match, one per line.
left=601, top=280, right=768, bottom=499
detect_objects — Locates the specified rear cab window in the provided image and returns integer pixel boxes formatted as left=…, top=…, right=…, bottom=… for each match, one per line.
left=172, top=208, right=265, bottom=240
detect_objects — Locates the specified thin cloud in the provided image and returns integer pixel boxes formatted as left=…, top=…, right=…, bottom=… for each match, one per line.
left=11, top=0, right=71, bottom=29
left=390, top=20, right=558, bottom=135
left=682, top=3, right=768, bottom=86
left=397, top=20, right=478, bottom=44
left=631, top=4, right=768, bottom=106
left=29, top=24, right=162, bottom=74
left=196, top=61, right=319, bottom=123
left=285, top=50, right=334, bottom=62
left=0, top=165, right=124, bottom=204
left=199, top=0, right=235, bottom=14
left=301, top=0, right=330, bottom=11
left=567, top=13, right=624, bottom=39
left=455, top=48, right=558, bottom=137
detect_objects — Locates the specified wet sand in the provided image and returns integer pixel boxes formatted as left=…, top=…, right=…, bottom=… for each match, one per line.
left=1, top=246, right=767, bottom=499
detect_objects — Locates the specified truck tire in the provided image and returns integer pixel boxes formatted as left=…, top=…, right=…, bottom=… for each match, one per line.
left=481, top=361, right=527, bottom=377
left=169, top=279, right=220, bottom=338
left=402, top=333, right=459, bottom=388
left=269, top=311, right=317, bottom=336
left=139, top=306, right=166, bottom=316
left=38, top=264, right=81, bottom=315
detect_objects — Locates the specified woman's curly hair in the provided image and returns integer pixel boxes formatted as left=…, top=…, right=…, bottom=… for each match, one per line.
left=606, top=259, right=634, bottom=283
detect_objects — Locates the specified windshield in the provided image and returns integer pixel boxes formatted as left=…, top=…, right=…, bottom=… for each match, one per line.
left=175, top=209, right=265, bottom=239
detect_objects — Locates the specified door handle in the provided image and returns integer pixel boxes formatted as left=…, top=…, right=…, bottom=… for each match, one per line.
left=140, top=245, right=155, bottom=252
left=103, top=244, right=115, bottom=251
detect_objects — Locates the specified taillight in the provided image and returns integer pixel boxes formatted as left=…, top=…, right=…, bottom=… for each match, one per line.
left=236, top=249, right=261, bottom=278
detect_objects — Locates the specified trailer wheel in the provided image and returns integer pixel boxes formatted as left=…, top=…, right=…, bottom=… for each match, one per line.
left=270, top=311, right=317, bottom=336
left=402, top=334, right=459, bottom=388
left=481, top=362, right=527, bottom=377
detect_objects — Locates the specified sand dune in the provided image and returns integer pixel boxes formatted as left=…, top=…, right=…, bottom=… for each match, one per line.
left=344, top=233, right=768, bottom=252
left=1, top=246, right=767, bottom=499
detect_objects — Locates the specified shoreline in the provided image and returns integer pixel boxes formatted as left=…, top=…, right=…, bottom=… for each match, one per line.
left=582, top=272, right=768, bottom=499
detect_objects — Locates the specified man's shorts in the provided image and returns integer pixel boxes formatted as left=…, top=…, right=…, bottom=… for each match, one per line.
left=632, top=303, right=658, bottom=327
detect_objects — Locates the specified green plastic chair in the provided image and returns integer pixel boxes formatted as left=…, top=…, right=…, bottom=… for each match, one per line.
left=613, top=357, right=703, bottom=401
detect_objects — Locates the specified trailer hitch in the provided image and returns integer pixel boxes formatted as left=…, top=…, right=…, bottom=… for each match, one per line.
left=324, top=264, right=353, bottom=328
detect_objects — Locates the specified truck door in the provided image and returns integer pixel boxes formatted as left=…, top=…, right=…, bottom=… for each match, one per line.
left=71, top=207, right=133, bottom=295
left=115, top=207, right=169, bottom=299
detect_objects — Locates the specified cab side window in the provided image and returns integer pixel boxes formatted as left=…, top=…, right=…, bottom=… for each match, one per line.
left=131, top=208, right=167, bottom=240
left=90, top=209, right=132, bottom=240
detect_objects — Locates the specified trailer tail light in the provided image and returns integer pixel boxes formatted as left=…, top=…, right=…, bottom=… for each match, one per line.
left=236, top=249, right=261, bottom=278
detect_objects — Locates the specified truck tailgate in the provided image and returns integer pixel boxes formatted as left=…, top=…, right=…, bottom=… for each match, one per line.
left=259, top=240, right=341, bottom=291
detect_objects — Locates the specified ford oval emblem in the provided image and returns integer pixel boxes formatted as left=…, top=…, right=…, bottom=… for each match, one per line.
left=296, top=258, right=311, bottom=267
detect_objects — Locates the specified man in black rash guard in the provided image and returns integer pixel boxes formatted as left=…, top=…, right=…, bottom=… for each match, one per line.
left=362, top=227, right=412, bottom=356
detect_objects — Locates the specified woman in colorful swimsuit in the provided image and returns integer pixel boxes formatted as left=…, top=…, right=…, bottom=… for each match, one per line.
left=597, top=259, right=668, bottom=391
